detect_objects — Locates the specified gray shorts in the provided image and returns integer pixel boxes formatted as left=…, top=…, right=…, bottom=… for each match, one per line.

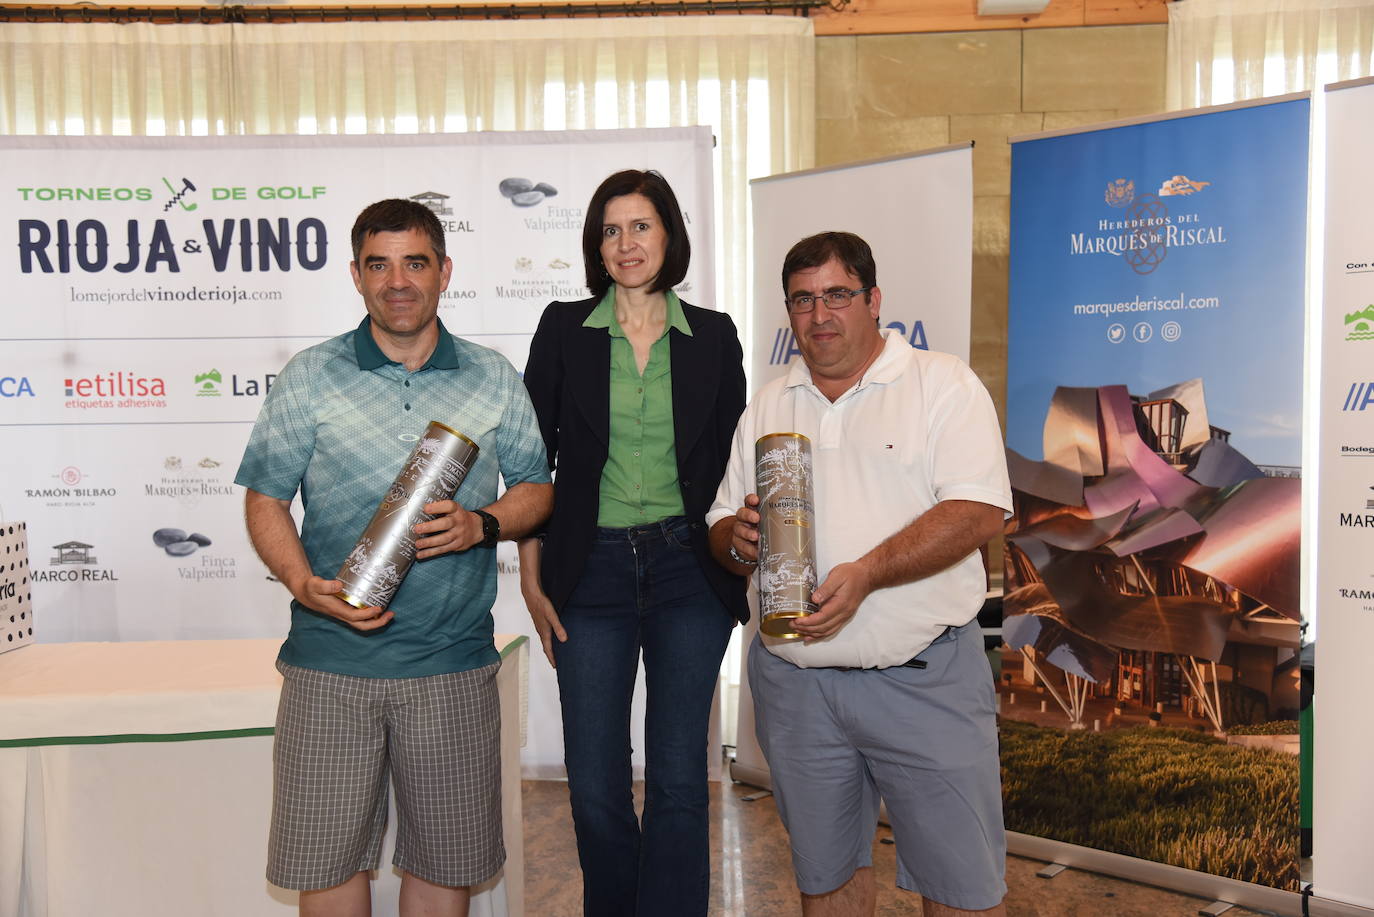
left=748, top=623, right=1006, bottom=910
left=267, top=660, right=504, bottom=891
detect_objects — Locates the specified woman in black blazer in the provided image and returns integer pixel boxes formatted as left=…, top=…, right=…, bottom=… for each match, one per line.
left=519, top=170, right=747, bottom=916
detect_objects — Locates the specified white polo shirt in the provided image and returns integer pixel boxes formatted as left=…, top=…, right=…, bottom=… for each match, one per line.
left=707, top=329, right=1012, bottom=669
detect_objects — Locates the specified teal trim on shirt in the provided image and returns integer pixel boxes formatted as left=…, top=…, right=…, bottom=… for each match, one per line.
left=353, top=315, right=461, bottom=370
left=583, top=289, right=688, bottom=527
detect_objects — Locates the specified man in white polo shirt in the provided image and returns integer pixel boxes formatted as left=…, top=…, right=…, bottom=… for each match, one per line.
left=708, top=231, right=1012, bottom=917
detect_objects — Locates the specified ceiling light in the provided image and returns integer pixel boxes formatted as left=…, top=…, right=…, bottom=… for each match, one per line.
left=977, top=0, right=1052, bottom=15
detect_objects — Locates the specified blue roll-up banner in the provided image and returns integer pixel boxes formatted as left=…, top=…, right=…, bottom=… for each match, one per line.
left=1004, top=97, right=1309, bottom=891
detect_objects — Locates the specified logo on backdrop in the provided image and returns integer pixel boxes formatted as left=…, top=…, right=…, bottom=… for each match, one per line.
left=499, top=177, right=585, bottom=233
left=1335, top=568, right=1374, bottom=612
left=151, top=527, right=237, bottom=581
left=1335, top=586, right=1374, bottom=616
left=49, top=541, right=96, bottom=565
left=193, top=368, right=275, bottom=398
left=497, top=177, right=559, bottom=209
left=194, top=369, right=222, bottom=397
left=493, top=254, right=583, bottom=304
left=1, top=376, right=34, bottom=397
left=1341, top=382, right=1374, bottom=412
left=18, top=180, right=327, bottom=208
left=514, top=257, right=573, bottom=274
left=24, top=465, right=117, bottom=508
left=1337, top=487, right=1374, bottom=528
left=767, top=321, right=928, bottom=367
left=1104, top=179, right=1134, bottom=208
left=1343, top=304, right=1374, bottom=342
left=145, top=455, right=235, bottom=503
left=160, top=177, right=198, bottom=212
left=65, top=371, right=167, bottom=409
left=35, top=539, right=118, bottom=583
left=16, top=180, right=331, bottom=275
left=410, top=191, right=473, bottom=233
left=1158, top=175, right=1211, bottom=196
left=1338, top=511, right=1374, bottom=528
left=152, top=527, right=210, bottom=555
left=1071, top=175, right=1226, bottom=276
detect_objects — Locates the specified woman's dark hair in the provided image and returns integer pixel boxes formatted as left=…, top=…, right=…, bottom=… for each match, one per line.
left=582, top=170, right=690, bottom=298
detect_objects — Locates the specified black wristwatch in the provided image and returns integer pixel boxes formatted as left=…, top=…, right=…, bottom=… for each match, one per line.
left=472, top=509, right=500, bottom=548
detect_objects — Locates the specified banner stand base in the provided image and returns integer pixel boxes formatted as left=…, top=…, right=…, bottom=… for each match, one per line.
left=728, top=761, right=772, bottom=790
left=1007, top=833, right=1373, bottom=917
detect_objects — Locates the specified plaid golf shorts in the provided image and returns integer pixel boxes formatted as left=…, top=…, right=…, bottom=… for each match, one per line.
left=266, top=659, right=504, bottom=891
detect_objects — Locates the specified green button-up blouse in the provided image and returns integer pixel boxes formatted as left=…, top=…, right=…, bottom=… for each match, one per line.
left=582, top=288, right=689, bottom=528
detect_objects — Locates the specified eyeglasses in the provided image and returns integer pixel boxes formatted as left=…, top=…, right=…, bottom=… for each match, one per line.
left=784, top=287, right=871, bottom=314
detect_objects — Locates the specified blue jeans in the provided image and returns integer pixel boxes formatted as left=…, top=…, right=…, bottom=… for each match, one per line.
left=553, top=517, right=736, bottom=917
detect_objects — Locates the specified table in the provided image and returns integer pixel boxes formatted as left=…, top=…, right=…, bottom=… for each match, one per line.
left=0, top=637, right=528, bottom=917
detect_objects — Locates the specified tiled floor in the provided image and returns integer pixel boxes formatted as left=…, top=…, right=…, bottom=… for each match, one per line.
left=522, top=779, right=1276, bottom=916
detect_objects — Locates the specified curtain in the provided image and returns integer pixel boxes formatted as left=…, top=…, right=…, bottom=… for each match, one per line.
left=0, top=17, right=815, bottom=334
left=1167, top=0, right=1374, bottom=109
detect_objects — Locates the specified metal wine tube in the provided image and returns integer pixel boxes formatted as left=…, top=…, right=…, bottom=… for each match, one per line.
left=754, top=432, right=817, bottom=639
left=336, top=421, right=480, bottom=609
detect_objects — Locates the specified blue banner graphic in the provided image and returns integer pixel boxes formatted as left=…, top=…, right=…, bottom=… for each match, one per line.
left=1003, top=98, right=1310, bottom=891
left=1009, top=100, right=1309, bottom=468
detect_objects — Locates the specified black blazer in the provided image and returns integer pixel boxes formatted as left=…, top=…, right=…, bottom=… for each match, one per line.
left=523, top=296, right=749, bottom=623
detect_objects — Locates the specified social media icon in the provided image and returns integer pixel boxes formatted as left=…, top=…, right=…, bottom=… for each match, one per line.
left=1162, top=321, right=1181, bottom=342
left=1107, top=323, right=1126, bottom=344
left=1133, top=322, right=1153, bottom=343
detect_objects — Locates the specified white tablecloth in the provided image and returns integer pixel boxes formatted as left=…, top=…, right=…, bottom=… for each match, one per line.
left=0, top=637, right=528, bottom=917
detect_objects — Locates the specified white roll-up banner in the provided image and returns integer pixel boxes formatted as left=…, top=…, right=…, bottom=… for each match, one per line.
left=747, top=144, right=974, bottom=390
left=0, top=128, right=716, bottom=779
left=1313, top=76, right=1374, bottom=911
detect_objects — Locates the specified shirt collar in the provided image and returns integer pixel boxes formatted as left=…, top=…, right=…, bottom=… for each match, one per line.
left=352, top=316, right=459, bottom=371
left=582, top=288, right=693, bottom=338
left=784, top=327, right=911, bottom=392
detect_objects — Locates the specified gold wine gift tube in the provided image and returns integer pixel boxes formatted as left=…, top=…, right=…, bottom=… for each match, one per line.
left=755, top=432, right=817, bottom=639
left=337, top=421, right=479, bottom=609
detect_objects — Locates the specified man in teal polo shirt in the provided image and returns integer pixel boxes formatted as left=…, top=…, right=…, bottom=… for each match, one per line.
left=236, top=199, right=552, bottom=917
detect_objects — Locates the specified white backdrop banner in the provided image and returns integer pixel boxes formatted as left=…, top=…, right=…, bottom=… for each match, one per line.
left=747, top=143, right=974, bottom=390
left=0, top=128, right=716, bottom=776
left=1313, top=76, right=1374, bottom=911
left=733, top=143, right=975, bottom=788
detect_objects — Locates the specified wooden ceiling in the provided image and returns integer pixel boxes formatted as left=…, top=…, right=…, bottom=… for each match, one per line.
left=0, top=0, right=1168, bottom=33
left=813, top=0, right=1167, bottom=37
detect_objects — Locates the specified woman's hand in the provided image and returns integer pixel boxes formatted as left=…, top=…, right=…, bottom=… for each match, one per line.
left=521, top=582, right=567, bottom=666
left=517, top=536, right=566, bottom=666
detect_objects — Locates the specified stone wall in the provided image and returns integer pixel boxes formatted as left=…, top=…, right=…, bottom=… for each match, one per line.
left=815, top=25, right=1168, bottom=422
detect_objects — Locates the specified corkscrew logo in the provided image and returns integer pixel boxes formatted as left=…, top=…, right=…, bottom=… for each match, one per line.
left=161, top=176, right=198, bottom=212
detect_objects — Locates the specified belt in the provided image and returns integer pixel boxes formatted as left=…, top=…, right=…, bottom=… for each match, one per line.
left=594, top=516, right=689, bottom=540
